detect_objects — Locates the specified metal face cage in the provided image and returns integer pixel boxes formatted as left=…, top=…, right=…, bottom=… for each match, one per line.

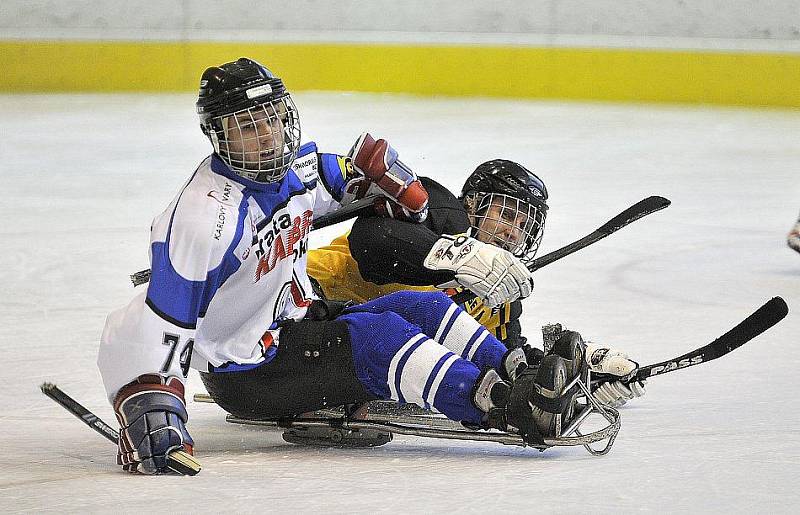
left=465, top=191, right=546, bottom=264
left=209, top=94, right=301, bottom=183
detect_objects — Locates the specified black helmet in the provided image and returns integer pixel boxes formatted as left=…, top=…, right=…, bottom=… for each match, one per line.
left=196, top=57, right=301, bottom=183
left=460, top=160, right=548, bottom=263
left=461, top=159, right=548, bottom=211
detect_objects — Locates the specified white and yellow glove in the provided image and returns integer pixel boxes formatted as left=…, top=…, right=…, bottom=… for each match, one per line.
left=586, top=343, right=646, bottom=407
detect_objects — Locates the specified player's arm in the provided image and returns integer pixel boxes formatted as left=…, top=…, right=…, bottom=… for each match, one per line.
left=347, top=176, right=471, bottom=286
left=311, top=134, right=429, bottom=221
left=99, top=286, right=200, bottom=475
left=98, top=191, right=241, bottom=474
left=423, top=234, right=533, bottom=308
left=348, top=175, right=533, bottom=307
left=348, top=215, right=453, bottom=285
left=345, top=133, right=429, bottom=221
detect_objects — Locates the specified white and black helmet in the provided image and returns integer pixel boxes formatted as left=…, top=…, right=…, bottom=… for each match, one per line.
left=460, top=160, right=549, bottom=264
left=196, top=57, right=301, bottom=183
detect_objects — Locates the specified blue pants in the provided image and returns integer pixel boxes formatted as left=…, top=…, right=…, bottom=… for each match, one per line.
left=338, top=290, right=508, bottom=424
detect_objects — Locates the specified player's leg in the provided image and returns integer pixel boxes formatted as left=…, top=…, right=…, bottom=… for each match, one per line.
left=338, top=307, right=572, bottom=441
left=343, top=290, right=522, bottom=377
left=201, top=307, right=501, bottom=425
left=200, top=310, right=574, bottom=443
left=199, top=319, right=376, bottom=420
left=338, top=308, right=575, bottom=442
left=339, top=310, right=487, bottom=423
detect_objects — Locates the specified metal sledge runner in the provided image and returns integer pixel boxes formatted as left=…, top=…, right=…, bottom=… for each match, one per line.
left=200, top=365, right=623, bottom=456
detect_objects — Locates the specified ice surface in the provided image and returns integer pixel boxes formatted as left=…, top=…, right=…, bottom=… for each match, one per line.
left=1, top=92, right=798, bottom=513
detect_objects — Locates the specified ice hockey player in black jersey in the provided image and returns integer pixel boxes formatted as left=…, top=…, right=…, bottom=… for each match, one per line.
left=307, top=159, right=646, bottom=408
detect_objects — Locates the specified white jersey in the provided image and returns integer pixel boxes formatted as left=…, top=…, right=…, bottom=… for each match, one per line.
left=98, top=143, right=351, bottom=402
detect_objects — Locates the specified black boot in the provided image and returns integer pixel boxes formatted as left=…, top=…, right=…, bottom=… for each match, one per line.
left=473, top=355, right=578, bottom=446
left=527, top=355, right=578, bottom=439
left=547, top=330, right=587, bottom=382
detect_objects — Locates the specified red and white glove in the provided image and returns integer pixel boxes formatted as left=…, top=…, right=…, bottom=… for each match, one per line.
left=586, top=344, right=646, bottom=407
left=114, top=374, right=195, bottom=475
left=343, top=133, right=429, bottom=222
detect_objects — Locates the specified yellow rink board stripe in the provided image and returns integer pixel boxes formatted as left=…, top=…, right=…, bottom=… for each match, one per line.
left=1, top=40, right=798, bottom=107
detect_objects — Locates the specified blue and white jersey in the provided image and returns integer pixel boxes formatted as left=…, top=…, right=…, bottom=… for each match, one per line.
left=98, top=143, right=351, bottom=401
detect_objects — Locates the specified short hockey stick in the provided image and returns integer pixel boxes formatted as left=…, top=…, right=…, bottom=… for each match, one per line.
left=130, top=194, right=380, bottom=286
left=627, top=296, right=788, bottom=383
left=40, top=382, right=201, bottom=476
left=450, top=196, right=671, bottom=305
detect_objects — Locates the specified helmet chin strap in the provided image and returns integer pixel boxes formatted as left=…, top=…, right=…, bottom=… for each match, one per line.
left=209, top=129, right=221, bottom=156
left=221, top=116, right=233, bottom=140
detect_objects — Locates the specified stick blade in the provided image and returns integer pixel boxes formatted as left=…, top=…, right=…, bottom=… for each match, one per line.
left=597, top=196, right=670, bottom=235
left=704, top=296, right=788, bottom=360
left=167, top=450, right=202, bottom=476
left=634, top=296, right=789, bottom=381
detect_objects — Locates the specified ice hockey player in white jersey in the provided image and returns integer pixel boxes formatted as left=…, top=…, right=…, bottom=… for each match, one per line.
left=97, top=57, right=637, bottom=475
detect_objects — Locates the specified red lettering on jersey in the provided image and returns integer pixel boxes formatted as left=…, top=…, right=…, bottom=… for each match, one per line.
left=301, top=210, right=313, bottom=234
left=270, top=234, right=287, bottom=268
left=255, top=254, right=269, bottom=282
left=253, top=209, right=315, bottom=283
left=286, top=216, right=302, bottom=257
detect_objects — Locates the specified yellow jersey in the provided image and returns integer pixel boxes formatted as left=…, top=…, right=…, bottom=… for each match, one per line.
left=307, top=233, right=519, bottom=343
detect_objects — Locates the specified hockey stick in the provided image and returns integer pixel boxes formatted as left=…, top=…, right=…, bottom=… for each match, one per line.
left=130, top=194, right=379, bottom=286
left=626, top=296, right=788, bottom=383
left=311, top=195, right=380, bottom=230
left=40, top=382, right=201, bottom=476
left=450, top=195, right=671, bottom=305
left=589, top=296, right=789, bottom=392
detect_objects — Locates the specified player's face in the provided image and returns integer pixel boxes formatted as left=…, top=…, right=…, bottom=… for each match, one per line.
left=223, top=104, right=286, bottom=171
left=475, top=196, right=529, bottom=249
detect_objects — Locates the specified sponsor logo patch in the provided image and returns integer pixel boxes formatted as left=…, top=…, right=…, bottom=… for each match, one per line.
left=208, top=182, right=235, bottom=241
left=294, top=153, right=319, bottom=183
